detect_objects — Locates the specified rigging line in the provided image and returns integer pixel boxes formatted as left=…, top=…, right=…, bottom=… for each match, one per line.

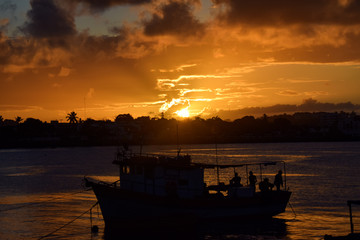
left=0, top=189, right=91, bottom=213
left=97, top=202, right=101, bottom=219
left=38, top=201, right=99, bottom=240
left=289, top=201, right=297, bottom=219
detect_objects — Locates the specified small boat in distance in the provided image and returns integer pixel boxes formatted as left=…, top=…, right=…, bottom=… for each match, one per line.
left=85, top=148, right=292, bottom=228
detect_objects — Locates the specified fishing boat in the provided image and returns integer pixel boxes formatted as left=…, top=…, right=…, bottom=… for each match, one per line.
left=85, top=148, right=292, bottom=228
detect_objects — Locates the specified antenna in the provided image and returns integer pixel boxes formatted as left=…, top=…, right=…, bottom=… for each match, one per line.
left=215, top=134, right=220, bottom=186
left=139, top=126, right=143, bottom=156
left=84, top=97, right=87, bottom=120
left=139, top=138, right=143, bottom=156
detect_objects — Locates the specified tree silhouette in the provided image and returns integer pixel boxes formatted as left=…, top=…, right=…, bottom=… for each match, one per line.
left=66, top=111, right=79, bottom=124
left=15, top=116, right=23, bottom=124
left=115, top=114, right=134, bottom=123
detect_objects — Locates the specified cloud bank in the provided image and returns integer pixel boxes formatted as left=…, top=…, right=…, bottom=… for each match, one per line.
left=2, top=0, right=360, bottom=70
left=1, top=0, right=360, bottom=121
left=22, top=0, right=76, bottom=39
left=215, top=98, right=360, bottom=120
left=143, top=1, right=205, bottom=37
left=75, top=0, right=151, bottom=13
left=213, top=0, right=360, bottom=26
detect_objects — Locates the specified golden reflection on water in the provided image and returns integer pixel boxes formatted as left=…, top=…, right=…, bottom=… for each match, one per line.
left=1, top=143, right=360, bottom=239
left=0, top=189, right=103, bottom=239
left=2, top=165, right=47, bottom=177
left=280, top=210, right=356, bottom=240
left=0, top=175, right=120, bottom=239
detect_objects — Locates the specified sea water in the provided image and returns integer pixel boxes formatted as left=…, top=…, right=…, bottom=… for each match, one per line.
left=0, top=142, right=360, bottom=239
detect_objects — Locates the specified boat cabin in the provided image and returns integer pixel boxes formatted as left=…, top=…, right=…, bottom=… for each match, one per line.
left=113, top=153, right=204, bottom=199
left=112, top=150, right=288, bottom=200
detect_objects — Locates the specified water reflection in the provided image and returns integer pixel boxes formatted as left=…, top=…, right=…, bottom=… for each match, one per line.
left=0, top=191, right=102, bottom=240
left=103, top=218, right=288, bottom=240
left=283, top=211, right=352, bottom=239
left=1, top=142, right=360, bottom=239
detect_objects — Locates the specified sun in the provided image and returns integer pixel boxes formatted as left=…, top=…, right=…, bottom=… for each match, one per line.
left=176, top=107, right=190, bottom=118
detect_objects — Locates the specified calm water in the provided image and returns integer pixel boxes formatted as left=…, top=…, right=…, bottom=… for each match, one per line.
left=0, top=142, right=360, bottom=239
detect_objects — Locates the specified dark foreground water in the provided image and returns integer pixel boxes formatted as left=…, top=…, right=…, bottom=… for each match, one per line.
left=0, top=142, right=360, bottom=239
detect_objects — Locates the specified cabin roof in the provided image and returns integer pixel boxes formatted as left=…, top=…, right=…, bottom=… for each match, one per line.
left=113, top=154, right=198, bottom=169
left=194, top=161, right=284, bottom=169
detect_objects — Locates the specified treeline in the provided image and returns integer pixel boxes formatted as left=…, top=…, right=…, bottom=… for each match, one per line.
left=0, top=111, right=359, bottom=148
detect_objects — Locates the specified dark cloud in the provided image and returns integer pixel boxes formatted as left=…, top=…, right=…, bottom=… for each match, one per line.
left=215, top=98, right=360, bottom=120
left=0, top=37, right=73, bottom=70
left=74, top=0, right=151, bottom=13
left=21, top=0, right=76, bottom=39
left=213, top=0, right=360, bottom=26
left=143, top=1, right=205, bottom=37
left=75, top=34, right=119, bottom=60
left=270, top=31, right=360, bottom=63
left=0, top=19, right=9, bottom=33
left=0, top=37, right=34, bottom=67
left=295, top=98, right=360, bottom=112
left=0, top=34, right=10, bottom=65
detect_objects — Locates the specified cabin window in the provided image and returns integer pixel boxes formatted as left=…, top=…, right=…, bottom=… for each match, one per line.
left=120, top=166, right=130, bottom=174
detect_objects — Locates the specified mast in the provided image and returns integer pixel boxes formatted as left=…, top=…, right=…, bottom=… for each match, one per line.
left=246, top=164, right=249, bottom=185
left=349, top=201, right=354, bottom=234
left=215, top=135, right=220, bottom=186
left=283, top=161, right=287, bottom=190
left=139, top=136, right=143, bottom=156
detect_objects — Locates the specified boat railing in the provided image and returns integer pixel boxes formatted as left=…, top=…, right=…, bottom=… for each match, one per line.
left=97, top=179, right=121, bottom=188
left=198, top=160, right=288, bottom=191
left=119, top=177, right=261, bottom=198
left=114, top=151, right=192, bottom=165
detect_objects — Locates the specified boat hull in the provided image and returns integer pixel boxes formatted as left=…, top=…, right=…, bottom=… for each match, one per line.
left=88, top=180, right=291, bottom=226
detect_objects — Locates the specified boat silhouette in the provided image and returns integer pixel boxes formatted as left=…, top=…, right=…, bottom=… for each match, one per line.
left=85, top=148, right=292, bottom=229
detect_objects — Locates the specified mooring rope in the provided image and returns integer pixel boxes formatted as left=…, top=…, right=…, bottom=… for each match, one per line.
left=0, top=189, right=91, bottom=213
left=38, top=201, right=99, bottom=240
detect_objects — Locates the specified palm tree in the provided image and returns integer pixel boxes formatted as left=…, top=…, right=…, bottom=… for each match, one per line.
left=66, top=111, right=78, bottom=124
left=15, top=116, right=23, bottom=124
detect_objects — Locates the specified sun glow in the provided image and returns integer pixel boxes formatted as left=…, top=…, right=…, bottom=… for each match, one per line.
left=176, top=107, right=190, bottom=118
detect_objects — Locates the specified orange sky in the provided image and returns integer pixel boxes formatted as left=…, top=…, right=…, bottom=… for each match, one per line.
left=1, top=0, right=360, bottom=122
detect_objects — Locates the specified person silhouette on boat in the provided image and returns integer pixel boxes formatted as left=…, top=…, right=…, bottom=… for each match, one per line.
left=249, top=171, right=257, bottom=189
left=259, top=178, right=273, bottom=192
left=274, top=170, right=283, bottom=191
left=230, top=172, right=242, bottom=187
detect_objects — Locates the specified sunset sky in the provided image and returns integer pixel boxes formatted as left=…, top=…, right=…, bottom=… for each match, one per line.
left=1, top=0, right=360, bottom=122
